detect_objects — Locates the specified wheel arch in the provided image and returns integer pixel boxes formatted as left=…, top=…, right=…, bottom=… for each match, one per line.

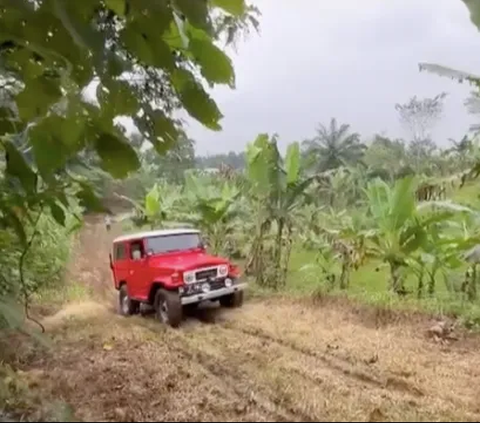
left=148, top=281, right=168, bottom=305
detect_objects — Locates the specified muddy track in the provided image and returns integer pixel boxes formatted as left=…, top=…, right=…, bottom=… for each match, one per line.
left=23, top=215, right=480, bottom=422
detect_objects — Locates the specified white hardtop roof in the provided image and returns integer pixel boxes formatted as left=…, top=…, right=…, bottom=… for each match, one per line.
left=113, top=228, right=200, bottom=243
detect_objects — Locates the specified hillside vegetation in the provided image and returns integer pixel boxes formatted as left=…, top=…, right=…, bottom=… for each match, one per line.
left=3, top=0, right=480, bottom=421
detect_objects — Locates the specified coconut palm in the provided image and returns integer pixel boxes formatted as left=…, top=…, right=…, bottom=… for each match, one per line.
left=302, top=118, right=366, bottom=173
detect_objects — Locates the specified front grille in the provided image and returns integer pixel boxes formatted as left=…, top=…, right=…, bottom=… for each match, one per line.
left=195, top=268, right=217, bottom=281
left=182, top=279, right=225, bottom=297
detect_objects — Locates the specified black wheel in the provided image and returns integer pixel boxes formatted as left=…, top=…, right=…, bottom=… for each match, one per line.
left=155, top=289, right=183, bottom=328
left=119, top=285, right=140, bottom=316
left=219, top=291, right=244, bottom=308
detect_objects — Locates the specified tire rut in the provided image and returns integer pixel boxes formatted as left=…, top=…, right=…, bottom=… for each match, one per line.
left=140, top=321, right=316, bottom=422
left=223, top=322, right=425, bottom=398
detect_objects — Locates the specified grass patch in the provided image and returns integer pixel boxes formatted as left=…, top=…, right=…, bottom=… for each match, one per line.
left=285, top=248, right=480, bottom=328
left=35, top=282, right=93, bottom=306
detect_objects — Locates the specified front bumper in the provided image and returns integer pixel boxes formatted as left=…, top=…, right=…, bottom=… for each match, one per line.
left=181, top=283, right=247, bottom=305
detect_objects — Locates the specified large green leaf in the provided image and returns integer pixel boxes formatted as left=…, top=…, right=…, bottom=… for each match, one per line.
left=94, top=132, right=140, bottom=179
left=145, top=185, right=161, bottom=217
left=28, top=115, right=85, bottom=178
left=390, top=176, right=415, bottom=231
left=285, top=142, right=300, bottom=185
left=76, top=182, right=104, bottom=212
left=48, top=200, right=66, bottom=226
left=174, top=0, right=212, bottom=33
left=97, top=80, right=140, bottom=118
left=246, top=133, right=272, bottom=193
left=15, top=76, right=62, bottom=121
left=463, top=0, right=480, bottom=31
left=0, top=107, right=22, bottom=136
left=211, top=0, right=246, bottom=16
left=29, top=125, right=70, bottom=179
left=3, top=141, right=37, bottom=193
left=120, top=22, right=174, bottom=70
left=52, top=0, right=105, bottom=59
left=190, top=35, right=235, bottom=86
left=172, top=69, right=223, bottom=129
left=152, top=111, right=179, bottom=153
left=105, top=0, right=126, bottom=16
left=4, top=209, right=27, bottom=247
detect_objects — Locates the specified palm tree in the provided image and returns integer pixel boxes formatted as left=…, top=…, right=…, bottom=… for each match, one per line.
left=302, top=118, right=366, bottom=173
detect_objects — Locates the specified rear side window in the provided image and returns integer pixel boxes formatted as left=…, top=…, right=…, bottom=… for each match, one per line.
left=114, top=243, right=126, bottom=261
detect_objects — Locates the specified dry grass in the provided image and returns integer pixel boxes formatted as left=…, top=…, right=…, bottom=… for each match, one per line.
left=14, top=298, right=480, bottom=422
left=7, top=214, right=480, bottom=422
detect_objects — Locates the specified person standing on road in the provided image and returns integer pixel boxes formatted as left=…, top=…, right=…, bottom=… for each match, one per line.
left=105, top=214, right=112, bottom=232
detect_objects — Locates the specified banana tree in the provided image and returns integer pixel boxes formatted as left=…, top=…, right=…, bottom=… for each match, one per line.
left=365, top=175, right=478, bottom=295
left=299, top=233, right=341, bottom=291
left=319, top=208, right=372, bottom=289
left=364, top=176, right=445, bottom=294
left=182, top=172, right=241, bottom=255
left=115, top=181, right=182, bottom=229
left=246, top=134, right=318, bottom=288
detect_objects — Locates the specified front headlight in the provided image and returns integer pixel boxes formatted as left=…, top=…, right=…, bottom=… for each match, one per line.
left=218, top=265, right=229, bottom=277
left=183, top=271, right=195, bottom=284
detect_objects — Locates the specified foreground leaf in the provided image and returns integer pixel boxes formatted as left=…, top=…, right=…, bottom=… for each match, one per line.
left=190, top=36, right=235, bottom=86
left=105, top=0, right=126, bottom=16
left=211, top=0, right=246, bottom=16
left=94, top=133, right=141, bottom=178
left=48, top=200, right=66, bottom=226
left=15, top=76, right=62, bottom=121
left=3, top=141, right=37, bottom=193
left=172, top=69, right=223, bottom=129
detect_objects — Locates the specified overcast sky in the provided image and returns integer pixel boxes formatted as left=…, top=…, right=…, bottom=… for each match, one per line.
left=183, top=0, right=480, bottom=155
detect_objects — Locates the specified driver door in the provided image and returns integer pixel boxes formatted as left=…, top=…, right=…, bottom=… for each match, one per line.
left=128, top=240, right=149, bottom=301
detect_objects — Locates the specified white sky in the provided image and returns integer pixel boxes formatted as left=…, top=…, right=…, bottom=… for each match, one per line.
left=181, top=0, right=480, bottom=155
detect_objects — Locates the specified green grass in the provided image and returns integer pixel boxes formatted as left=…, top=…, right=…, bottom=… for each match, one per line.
left=287, top=247, right=480, bottom=327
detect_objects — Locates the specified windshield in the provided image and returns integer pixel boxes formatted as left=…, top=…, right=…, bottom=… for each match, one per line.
left=145, top=233, right=202, bottom=255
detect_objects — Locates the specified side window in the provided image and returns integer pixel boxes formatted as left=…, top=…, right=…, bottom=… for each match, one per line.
left=114, top=243, right=126, bottom=261
left=130, top=241, right=144, bottom=261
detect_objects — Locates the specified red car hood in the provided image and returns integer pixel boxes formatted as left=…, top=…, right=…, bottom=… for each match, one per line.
left=149, top=250, right=228, bottom=271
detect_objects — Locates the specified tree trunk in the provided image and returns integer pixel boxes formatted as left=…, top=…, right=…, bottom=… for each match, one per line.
left=427, top=270, right=436, bottom=296
left=272, top=218, right=285, bottom=290
left=468, top=264, right=477, bottom=301
left=389, top=262, right=404, bottom=294
left=417, top=272, right=424, bottom=299
left=248, top=220, right=270, bottom=286
left=339, top=254, right=350, bottom=290
left=279, top=225, right=293, bottom=289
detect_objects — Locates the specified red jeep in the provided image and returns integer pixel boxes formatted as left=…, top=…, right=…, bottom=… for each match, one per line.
left=109, top=228, right=246, bottom=327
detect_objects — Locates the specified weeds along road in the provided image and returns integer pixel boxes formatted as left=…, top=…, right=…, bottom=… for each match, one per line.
left=30, top=215, right=480, bottom=422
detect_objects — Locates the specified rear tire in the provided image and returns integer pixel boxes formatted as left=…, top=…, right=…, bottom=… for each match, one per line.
left=155, top=289, right=183, bottom=328
left=119, top=285, right=140, bottom=316
left=219, top=291, right=244, bottom=308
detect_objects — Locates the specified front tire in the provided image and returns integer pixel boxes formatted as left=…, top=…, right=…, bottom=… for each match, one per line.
left=219, top=291, right=244, bottom=308
left=155, top=289, right=183, bottom=328
left=119, top=285, right=140, bottom=316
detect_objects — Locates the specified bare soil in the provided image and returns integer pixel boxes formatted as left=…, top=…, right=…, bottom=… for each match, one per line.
left=18, top=215, right=480, bottom=421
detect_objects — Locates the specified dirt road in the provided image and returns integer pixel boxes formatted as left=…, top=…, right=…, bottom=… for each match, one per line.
left=26, top=216, right=480, bottom=421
